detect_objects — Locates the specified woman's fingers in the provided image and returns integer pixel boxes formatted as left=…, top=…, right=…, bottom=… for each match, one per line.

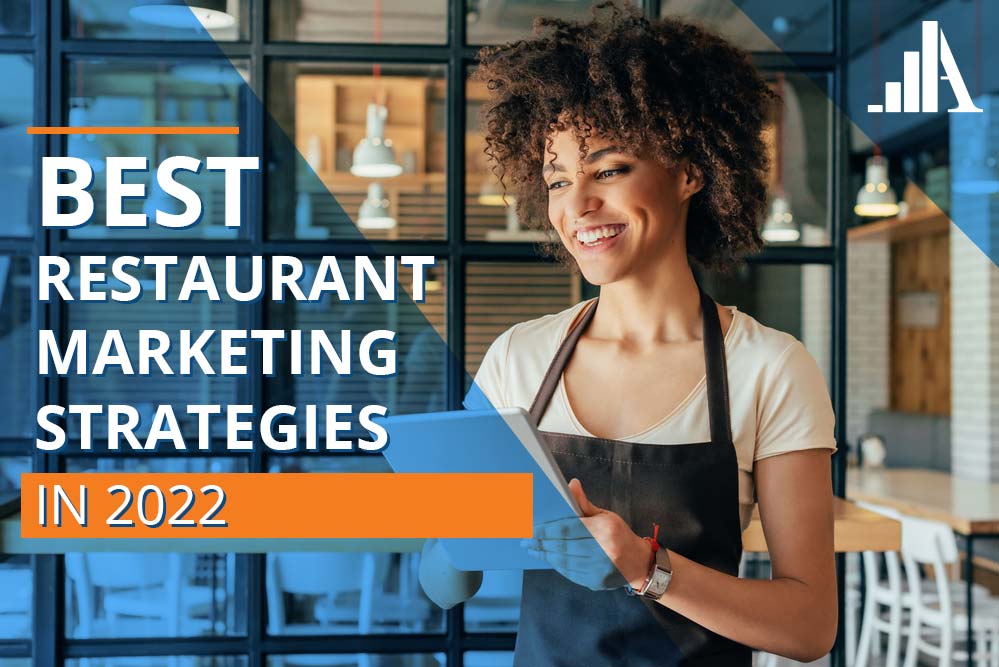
left=524, top=537, right=605, bottom=557
left=532, top=516, right=592, bottom=541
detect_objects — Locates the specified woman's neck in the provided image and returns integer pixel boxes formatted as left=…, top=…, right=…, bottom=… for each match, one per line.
left=591, top=260, right=704, bottom=346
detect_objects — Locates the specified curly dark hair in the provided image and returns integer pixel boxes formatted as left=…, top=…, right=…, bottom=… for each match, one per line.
left=473, top=1, right=778, bottom=272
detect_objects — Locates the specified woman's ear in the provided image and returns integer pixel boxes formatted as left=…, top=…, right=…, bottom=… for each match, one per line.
left=679, top=162, right=705, bottom=202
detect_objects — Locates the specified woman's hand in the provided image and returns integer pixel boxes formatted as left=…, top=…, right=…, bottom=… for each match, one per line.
left=522, top=478, right=653, bottom=591
left=418, top=538, right=483, bottom=609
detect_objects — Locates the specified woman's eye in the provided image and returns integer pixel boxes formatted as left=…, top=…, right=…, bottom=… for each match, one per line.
left=596, top=166, right=629, bottom=179
left=546, top=180, right=569, bottom=191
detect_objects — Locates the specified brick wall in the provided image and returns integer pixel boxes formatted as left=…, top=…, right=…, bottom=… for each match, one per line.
left=846, top=238, right=891, bottom=449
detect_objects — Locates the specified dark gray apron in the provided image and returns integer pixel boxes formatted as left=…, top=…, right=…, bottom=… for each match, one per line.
left=514, top=288, right=752, bottom=666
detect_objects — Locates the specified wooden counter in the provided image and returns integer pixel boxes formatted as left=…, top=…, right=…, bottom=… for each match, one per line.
left=741, top=497, right=900, bottom=553
left=848, top=467, right=999, bottom=535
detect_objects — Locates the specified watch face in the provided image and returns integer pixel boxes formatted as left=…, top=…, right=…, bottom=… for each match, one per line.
left=644, top=567, right=671, bottom=599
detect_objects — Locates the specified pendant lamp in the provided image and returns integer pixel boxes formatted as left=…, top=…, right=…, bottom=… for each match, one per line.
left=854, top=155, right=900, bottom=217
left=350, top=103, right=403, bottom=178
left=129, top=0, right=236, bottom=30
left=358, top=182, right=397, bottom=230
left=854, top=0, right=899, bottom=218
left=761, top=74, right=800, bottom=243
left=762, top=195, right=800, bottom=242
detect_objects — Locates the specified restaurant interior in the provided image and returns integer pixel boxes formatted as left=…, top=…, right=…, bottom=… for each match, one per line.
left=1, top=0, right=999, bottom=666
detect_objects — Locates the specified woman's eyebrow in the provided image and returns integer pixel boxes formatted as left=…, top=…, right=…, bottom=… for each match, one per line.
left=542, top=146, right=625, bottom=176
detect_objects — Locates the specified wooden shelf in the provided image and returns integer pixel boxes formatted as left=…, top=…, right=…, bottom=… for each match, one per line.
left=847, top=206, right=950, bottom=242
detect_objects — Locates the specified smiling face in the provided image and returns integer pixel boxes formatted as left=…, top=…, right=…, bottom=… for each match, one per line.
left=543, top=129, right=702, bottom=286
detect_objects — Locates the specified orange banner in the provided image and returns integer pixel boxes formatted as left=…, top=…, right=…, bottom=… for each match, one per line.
left=20, top=473, right=532, bottom=539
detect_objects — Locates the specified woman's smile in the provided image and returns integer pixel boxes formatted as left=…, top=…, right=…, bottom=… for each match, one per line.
left=573, top=222, right=628, bottom=253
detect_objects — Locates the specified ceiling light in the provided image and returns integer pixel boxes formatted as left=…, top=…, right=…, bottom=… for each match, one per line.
left=350, top=103, right=402, bottom=178
left=854, top=155, right=900, bottom=217
left=357, top=182, right=396, bottom=230
left=761, top=194, right=800, bottom=243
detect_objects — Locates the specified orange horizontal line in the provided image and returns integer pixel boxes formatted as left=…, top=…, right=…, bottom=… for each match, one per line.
left=27, top=126, right=240, bottom=135
left=21, top=472, right=533, bottom=539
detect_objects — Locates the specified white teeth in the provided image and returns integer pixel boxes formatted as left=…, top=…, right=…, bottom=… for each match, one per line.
left=575, top=224, right=625, bottom=245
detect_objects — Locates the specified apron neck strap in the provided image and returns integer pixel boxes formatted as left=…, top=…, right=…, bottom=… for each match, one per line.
left=528, top=288, right=733, bottom=445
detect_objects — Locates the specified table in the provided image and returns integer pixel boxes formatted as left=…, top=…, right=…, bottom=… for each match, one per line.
left=742, top=497, right=901, bottom=553
left=848, top=467, right=999, bottom=666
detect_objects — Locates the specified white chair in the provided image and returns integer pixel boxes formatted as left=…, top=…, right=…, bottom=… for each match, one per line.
left=65, top=553, right=217, bottom=639
left=854, top=502, right=906, bottom=667
left=899, top=515, right=999, bottom=667
left=266, top=552, right=434, bottom=667
left=266, top=552, right=376, bottom=667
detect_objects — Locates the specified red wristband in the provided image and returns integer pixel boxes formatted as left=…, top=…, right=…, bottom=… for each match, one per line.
left=637, top=523, right=661, bottom=591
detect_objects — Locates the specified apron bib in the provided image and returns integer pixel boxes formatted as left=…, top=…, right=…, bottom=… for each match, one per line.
left=513, top=288, right=752, bottom=667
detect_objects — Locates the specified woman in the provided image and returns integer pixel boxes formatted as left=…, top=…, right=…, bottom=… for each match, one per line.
left=420, top=4, right=838, bottom=664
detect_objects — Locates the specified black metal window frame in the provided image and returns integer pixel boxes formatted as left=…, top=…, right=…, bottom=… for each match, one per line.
left=0, top=0, right=851, bottom=664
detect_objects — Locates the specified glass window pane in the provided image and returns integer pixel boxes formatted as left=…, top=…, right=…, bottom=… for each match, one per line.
left=465, top=76, right=539, bottom=243
left=270, top=1, right=446, bottom=44
left=661, top=0, right=832, bottom=53
left=65, top=58, right=248, bottom=240
left=0, top=256, right=34, bottom=437
left=0, top=660, right=32, bottom=667
left=466, top=0, right=595, bottom=45
left=265, top=552, right=444, bottom=636
left=0, top=0, right=31, bottom=35
left=63, top=256, right=241, bottom=440
left=66, top=659, right=246, bottom=667
left=265, top=458, right=445, bottom=636
left=0, top=455, right=31, bottom=637
left=463, top=653, right=514, bottom=667
left=268, top=62, right=447, bottom=241
left=0, top=55, right=34, bottom=238
left=465, top=263, right=579, bottom=378
left=64, top=550, right=242, bottom=639
left=266, top=657, right=439, bottom=667
left=464, top=570, right=521, bottom=633
left=697, top=264, right=832, bottom=387
left=761, top=72, right=832, bottom=247
left=68, top=0, right=249, bottom=41
left=266, top=258, right=448, bottom=432
left=63, top=458, right=246, bottom=638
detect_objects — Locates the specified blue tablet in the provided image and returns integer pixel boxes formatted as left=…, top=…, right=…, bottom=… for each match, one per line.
left=380, top=408, right=581, bottom=570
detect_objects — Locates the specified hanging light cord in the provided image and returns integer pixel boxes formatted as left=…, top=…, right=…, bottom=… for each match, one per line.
left=775, top=73, right=785, bottom=198
left=373, top=0, right=383, bottom=105
left=872, top=0, right=881, bottom=156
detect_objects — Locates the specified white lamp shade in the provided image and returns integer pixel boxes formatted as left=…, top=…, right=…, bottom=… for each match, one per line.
left=854, top=155, right=899, bottom=217
left=358, top=182, right=396, bottom=230
left=350, top=103, right=402, bottom=178
left=761, top=194, right=800, bottom=242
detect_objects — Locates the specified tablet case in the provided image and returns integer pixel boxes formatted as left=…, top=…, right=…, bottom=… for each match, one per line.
left=380, top=408, right=580, bottom=570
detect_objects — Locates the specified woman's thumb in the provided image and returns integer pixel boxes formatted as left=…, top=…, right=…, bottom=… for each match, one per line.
left=568, top=478, right=598, bottom=516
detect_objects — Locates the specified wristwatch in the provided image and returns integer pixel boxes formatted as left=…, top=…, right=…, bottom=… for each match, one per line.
left=637, top=547, right=673, bottom=600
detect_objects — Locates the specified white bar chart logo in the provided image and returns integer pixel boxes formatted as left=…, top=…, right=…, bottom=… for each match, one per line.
left=868, top=21, right=982, bottom=113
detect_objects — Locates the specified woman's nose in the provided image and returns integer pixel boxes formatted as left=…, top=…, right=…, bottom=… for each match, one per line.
left=567, top=181, right=602, bottom=220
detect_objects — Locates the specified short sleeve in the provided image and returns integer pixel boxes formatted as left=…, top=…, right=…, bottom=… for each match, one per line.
left=754, top=340, right=838, bottom=461
left=462, top=326, right=514, bottom=411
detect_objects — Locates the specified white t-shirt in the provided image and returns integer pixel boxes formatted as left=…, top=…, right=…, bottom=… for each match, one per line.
left=463, top=298, right=838, bottom=531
